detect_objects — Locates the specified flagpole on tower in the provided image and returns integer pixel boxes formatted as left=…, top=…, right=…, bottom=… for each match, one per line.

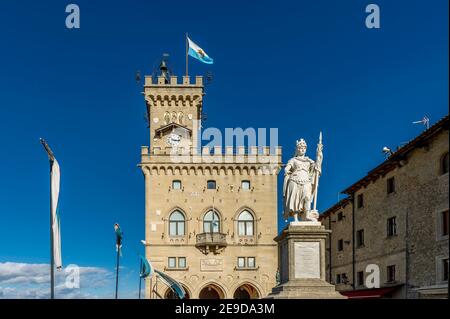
left=185, top=32, right=189, bottom=76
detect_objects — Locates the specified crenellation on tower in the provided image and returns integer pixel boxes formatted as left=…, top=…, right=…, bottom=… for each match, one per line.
left=144, top=75, right=204, bottom=87
left=140, top=145, right=282, bottom=164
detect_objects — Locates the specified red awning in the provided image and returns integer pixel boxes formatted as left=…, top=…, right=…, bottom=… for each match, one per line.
left=340, top=286, right=400, bottom=299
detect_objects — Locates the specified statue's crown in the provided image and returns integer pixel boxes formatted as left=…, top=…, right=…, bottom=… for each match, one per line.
left=296, top=139, right=307, bottom=147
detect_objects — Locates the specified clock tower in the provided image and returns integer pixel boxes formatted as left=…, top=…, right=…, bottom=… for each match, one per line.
left=139, top=60, right=282, bottom=299
left=144, top=59, right=204, bottom=153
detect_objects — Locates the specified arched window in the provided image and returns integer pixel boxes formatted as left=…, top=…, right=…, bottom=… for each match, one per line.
left=169, top=211, right=185, bottom=236
left=441, top=152, right=449, bottom=175
left=238, top=210, right=254, bottom=236
left=203, top=210, right=220, bottom=233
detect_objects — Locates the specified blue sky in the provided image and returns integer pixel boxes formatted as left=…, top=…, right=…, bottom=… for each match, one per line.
left=0, top=0, right=447, bottom=298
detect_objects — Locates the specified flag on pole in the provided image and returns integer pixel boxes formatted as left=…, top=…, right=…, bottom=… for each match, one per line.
left=51, top=159, right=62, bottom=270
left=40, top=138, right=62, bottom=270
left=114, top=223, right=123, bottom=256
left=139, top=255, right=154, bottom=278
left=187, top=36, right=214, bottom=64
left=155, top=269, right=186, bottom=299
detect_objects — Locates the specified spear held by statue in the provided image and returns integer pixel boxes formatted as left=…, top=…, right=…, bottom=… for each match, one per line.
left=312, top=132, right=323, bottom=212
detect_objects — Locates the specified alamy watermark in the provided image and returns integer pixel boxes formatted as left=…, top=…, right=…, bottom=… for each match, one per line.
left=64, top=264, right=80, bottom=288
left=157, top=122, right=280, bottom=170
left=365, top=264, right=380, bottom=288
left=65, top=4, right=80, bottom=29
left=365, top=4, right=380, bottom=29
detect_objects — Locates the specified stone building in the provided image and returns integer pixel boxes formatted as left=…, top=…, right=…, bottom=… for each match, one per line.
left=139, top=63, right=282, bottom=299
left=320, top=115, right=449, bottom=298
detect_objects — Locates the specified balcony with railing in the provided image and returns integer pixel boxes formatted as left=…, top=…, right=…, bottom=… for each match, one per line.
left=195, top=232, right=227, bottom=254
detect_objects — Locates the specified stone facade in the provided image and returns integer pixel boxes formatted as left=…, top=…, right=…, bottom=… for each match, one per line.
left=320, top=116, right=449, bottom=299
left=139, top=71, right=282, bottom=299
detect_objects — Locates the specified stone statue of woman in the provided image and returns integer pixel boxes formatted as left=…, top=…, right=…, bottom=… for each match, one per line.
left=283, top=134, right=323, bottom=223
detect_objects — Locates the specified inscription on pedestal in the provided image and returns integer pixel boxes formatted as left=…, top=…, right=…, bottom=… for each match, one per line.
left=294, top=242, right=320, bottom=279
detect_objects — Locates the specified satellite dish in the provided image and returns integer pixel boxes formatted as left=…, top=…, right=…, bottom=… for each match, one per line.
left=382, top=146, right=393, bottom=158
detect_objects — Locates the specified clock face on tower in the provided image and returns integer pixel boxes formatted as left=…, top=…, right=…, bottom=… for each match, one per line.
left=167, top=133, right=181, bottom=147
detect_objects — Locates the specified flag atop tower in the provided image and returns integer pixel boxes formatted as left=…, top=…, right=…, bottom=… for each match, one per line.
left=187, top=36, right=214, bottom=64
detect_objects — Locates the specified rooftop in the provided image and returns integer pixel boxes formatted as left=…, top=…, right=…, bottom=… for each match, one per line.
left=319, top=114, right=449, bottom=219
left=342, top=115, right=449, bottom=195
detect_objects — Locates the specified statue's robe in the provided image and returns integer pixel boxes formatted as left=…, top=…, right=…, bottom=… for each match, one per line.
left=283, top=156, right=316, bottom=220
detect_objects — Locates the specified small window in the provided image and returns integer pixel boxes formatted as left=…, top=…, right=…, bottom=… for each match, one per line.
left=357, top=271, right=364, bottom=287
left=357, top=194, right=364, bottom=208
left=168, top=257, right=176, bottom=268
left=337, top=212, right=343, bottom=221
left=207, top=180, right=216, bottom=190
left=241, top=180, right=251, bottom=190
left=441, top=152, right=449, bottom=175
left=387, top=177, right=395, bottom=194
left=357, top=229, right=365, bottom=247
left=387, top=265, right=396, bottom=282
left=172, top=180, right=182, bottom=190
left=442, top=210, right=449, bottom=236
left=341, top=273, right=348, bottom=284
left=247, top=257, right=256, bottom=268
left=338, top=239, right=344, bottom=251
left=443, top=258, right=449, bottom=281
left=178, top=257, right=186, bottom=268
left=387, top=217, right=397, bottom=237
left=237, top=257, right=245, bottom=268
left=336, top=274, right=341, bottom=284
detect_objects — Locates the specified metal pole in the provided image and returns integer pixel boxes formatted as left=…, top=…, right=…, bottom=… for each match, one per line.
left=149, top=277, right=152, bottom=299
left=49, top=160, right=55, bottom=299
left=138, top=259, right=142, bottom=299
left=186, top=33, right=188, bottom=76
left=40, top=138, right=55, bottom=299
left=115, top=248, right=120, bottom=299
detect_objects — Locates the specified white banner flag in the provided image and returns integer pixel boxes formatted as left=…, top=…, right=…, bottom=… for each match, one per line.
left=51, top=158, right=62, bottom=270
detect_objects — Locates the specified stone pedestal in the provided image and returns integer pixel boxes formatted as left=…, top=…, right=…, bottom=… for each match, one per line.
left=266, top=222, right=346, bottom=299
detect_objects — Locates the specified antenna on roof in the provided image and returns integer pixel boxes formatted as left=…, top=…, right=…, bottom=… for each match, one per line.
left=412, top=116, right=430, bottom=130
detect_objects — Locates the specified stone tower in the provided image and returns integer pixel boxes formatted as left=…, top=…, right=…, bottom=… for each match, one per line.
left=139, top=63, right=282, bottom=299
